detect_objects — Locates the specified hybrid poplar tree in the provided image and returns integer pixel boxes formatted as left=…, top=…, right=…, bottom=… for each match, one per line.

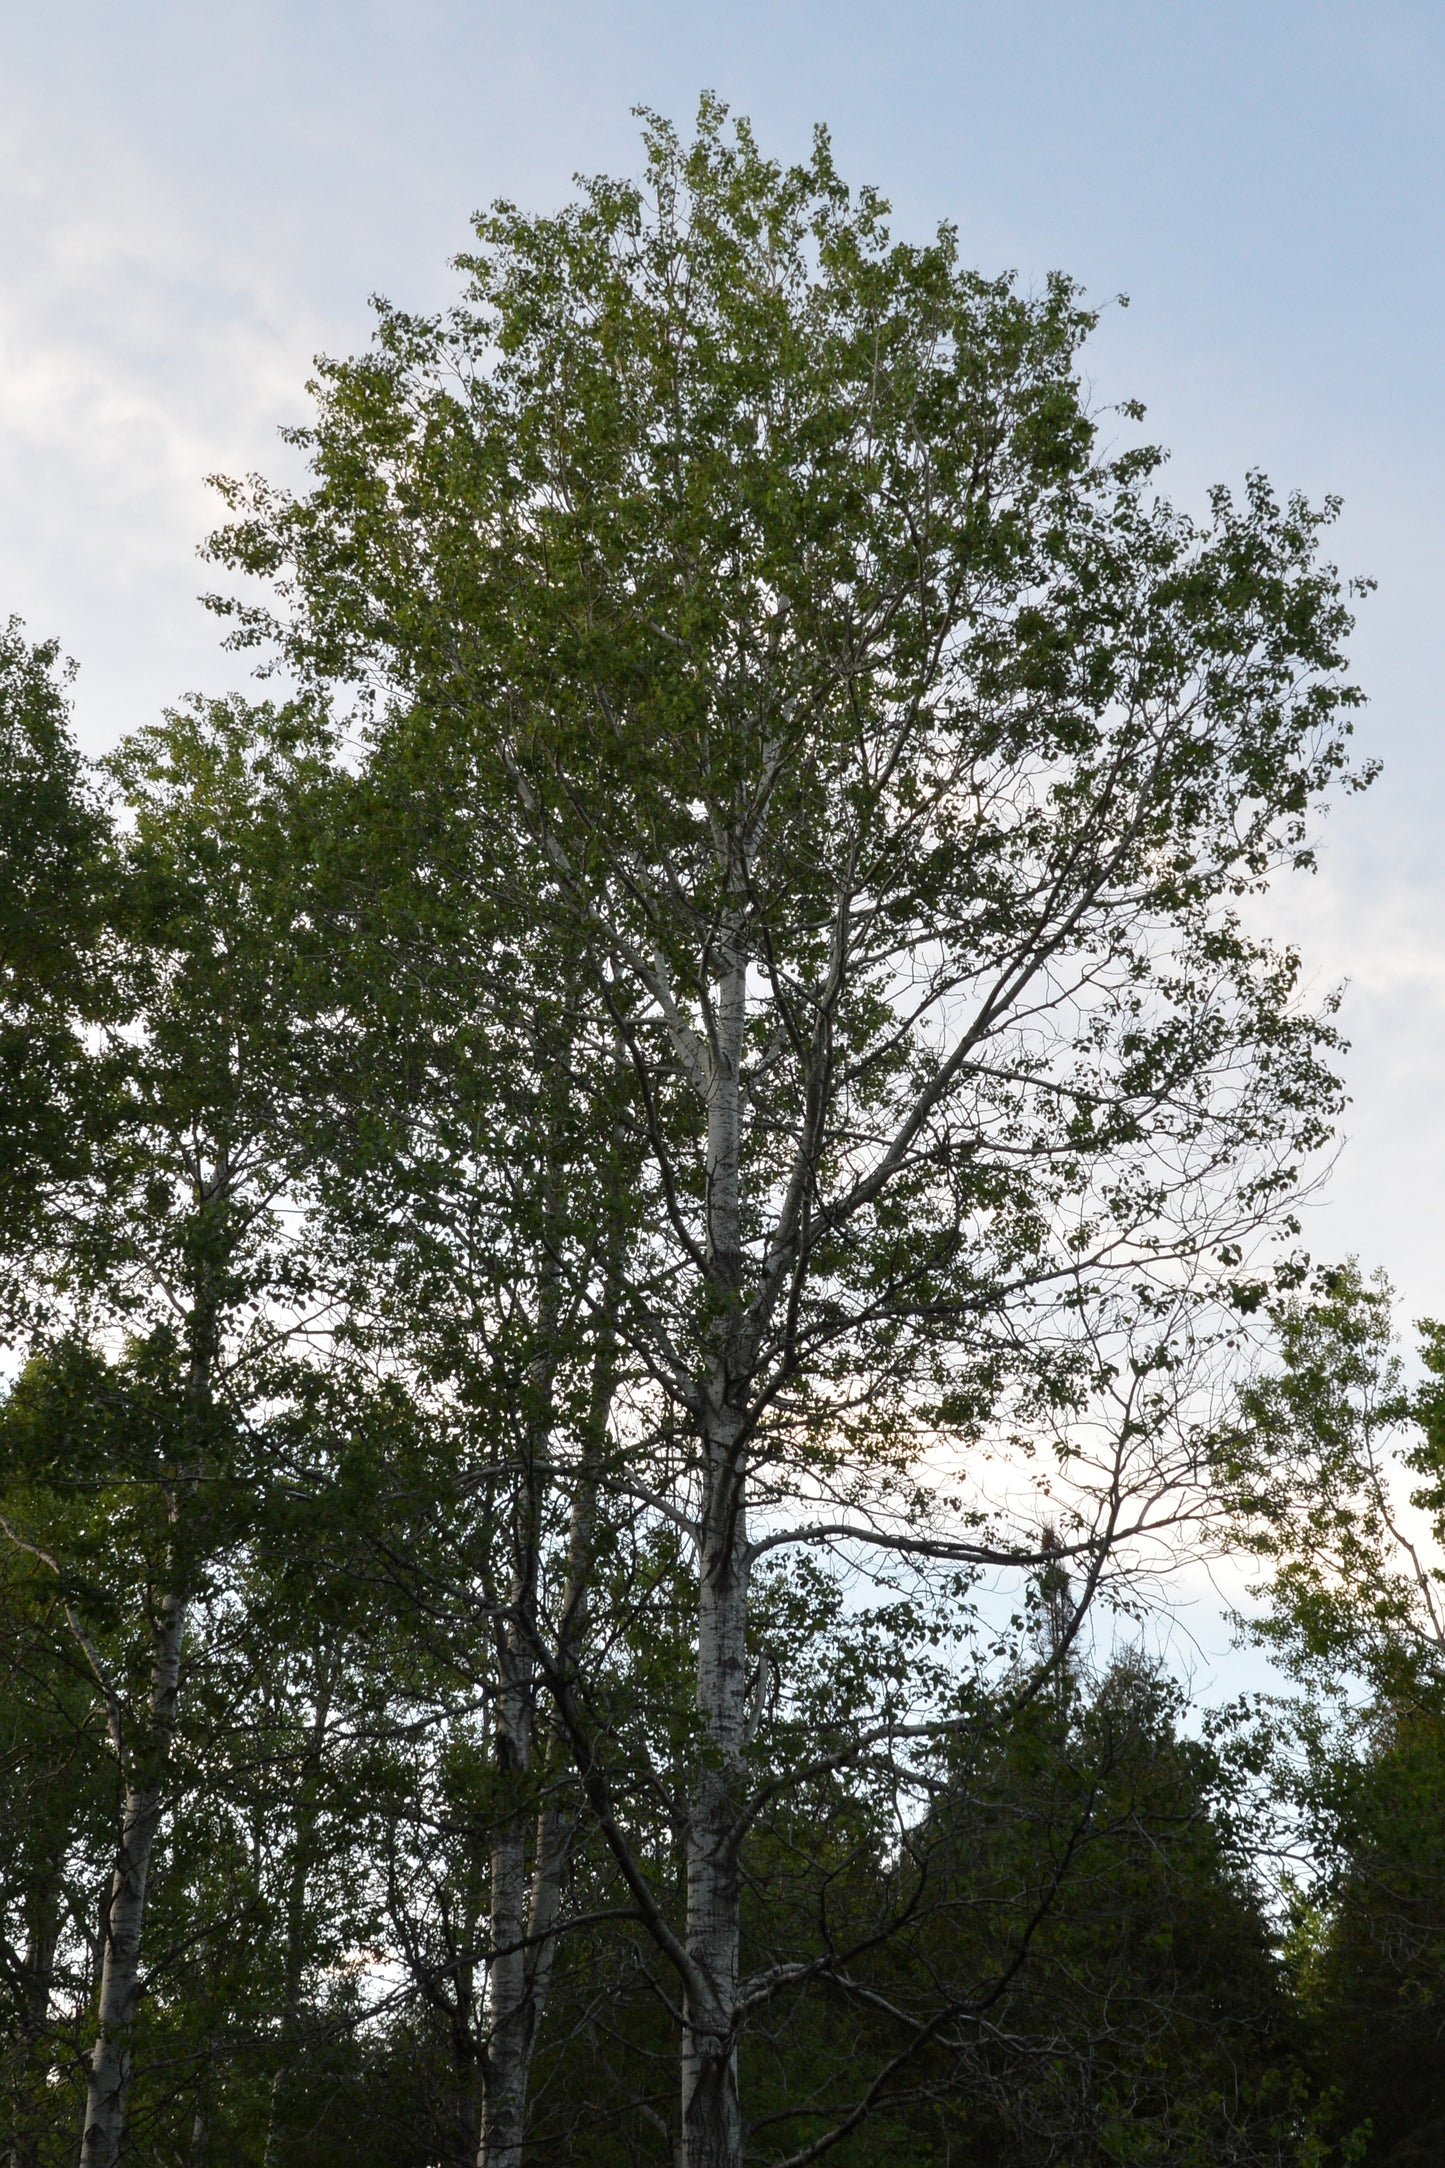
left=0, top=693, right=341, bottom=2168
left=208, top=104, right=1368, bottom=2167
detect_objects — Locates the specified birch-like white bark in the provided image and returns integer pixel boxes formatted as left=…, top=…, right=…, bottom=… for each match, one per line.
left=519, top=1313, right=615, bottom=2036
left=481, top=1655, right=535, bottom=2168
left=79, top=1166, right=222, bottom=2168
left=479, top=1244, right=561, bottom=2168
left=260, top=1654, right=336, bottom=2168
left=682, top=928, right=751, bottom=2168
left=77, top=1584, right=186, bottom=2168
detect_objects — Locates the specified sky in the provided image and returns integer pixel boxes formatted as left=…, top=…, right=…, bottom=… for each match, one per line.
left=2, top=0, right=1443, bottom=1348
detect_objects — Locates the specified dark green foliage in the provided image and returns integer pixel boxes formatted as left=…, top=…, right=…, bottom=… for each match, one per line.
left=1223, top=1273, right=1445, bottom=2164
left=0, top=619, right=105, bottom=995
left=0, top=621, right=111, bottom=1264
left=715, top=1662, right=1293, bottom=2168
left=1288, top=1705, right=1445, bottom=2163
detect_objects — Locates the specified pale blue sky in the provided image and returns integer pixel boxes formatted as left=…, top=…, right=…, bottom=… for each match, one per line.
left=3, top=0, right=1444, bottom=1329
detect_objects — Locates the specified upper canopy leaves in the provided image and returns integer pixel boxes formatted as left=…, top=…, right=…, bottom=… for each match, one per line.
left=205, top=100, right=1371, bottom=1446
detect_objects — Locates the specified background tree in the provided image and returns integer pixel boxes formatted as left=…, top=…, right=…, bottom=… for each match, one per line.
left=1227, top=1269, right=1445, bottom=2164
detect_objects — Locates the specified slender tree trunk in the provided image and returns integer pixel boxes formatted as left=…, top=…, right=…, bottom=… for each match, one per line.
left=188, top=2097, right=211, bottom=2168
left=681, top=1415, right=749, bottom=2168
left=6, top=1867, right=61, bottom=2168
left=482, top=1679, right=532, bottom=2168
left=478, top=1204, right=623, bottom=2168
left=260, top=1653, right=335, bottom=2168
left=79, top=1219, right=220, bottom=2168
left=453, top=2059, right=484, bottom=2168
left=479, top=1243, right=561, bottom=2168
left=682, top=931, right=750, bottom=2168
left=78, top=1585, right=186, bottom=2168
left=515, top=1304, right=618, bottom=2055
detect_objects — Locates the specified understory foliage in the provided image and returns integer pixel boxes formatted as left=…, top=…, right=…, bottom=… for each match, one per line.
left=3, top=98, right=1435, bottom=2168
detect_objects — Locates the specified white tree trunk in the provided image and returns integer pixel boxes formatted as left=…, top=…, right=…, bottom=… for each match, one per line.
left=682, top=1422, right=749, bottom=2168
left=479, top=1255, right=618, bottom=2168
left=682, top=934, right=750, bottom=2168
left=479, top=1247, right=562, bottom=2168
left=78, top=1587, right=186, bottom=2168
left=481, top=1690, right=532, bottom=2168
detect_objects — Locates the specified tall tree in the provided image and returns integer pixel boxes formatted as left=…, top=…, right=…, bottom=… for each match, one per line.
left=207, top=103, right=1369, bottom=2168
left=0, top=620, right=114, bottom=2168
left=0, top=694, right=341, bottom=2168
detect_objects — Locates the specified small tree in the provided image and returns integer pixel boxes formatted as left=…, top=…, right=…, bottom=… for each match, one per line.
left=1225, top=1271, right=1445, bottom=2160
left=209, top=103, right=1369, bottom=2167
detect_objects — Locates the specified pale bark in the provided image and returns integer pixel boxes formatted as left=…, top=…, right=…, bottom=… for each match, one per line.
left=479, top=1265, right=618, bottom=2168
left=78, top=1584, right=186, bottom=2168
left=481, top=1728, right=532, bottom=2168
left=260, top=1651, right=336, bottom=2168
left=78, top=1181, right=221, bottom=2168
left=682, top=1422, right=749, bottom=2168
left=478, top=1248, right=560, bottom=2168
left=682, top=930, right=751, bottom=2168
